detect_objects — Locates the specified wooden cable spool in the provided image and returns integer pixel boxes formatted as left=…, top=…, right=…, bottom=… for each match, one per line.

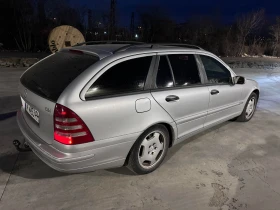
left=48, top=25, right=85, bottom=53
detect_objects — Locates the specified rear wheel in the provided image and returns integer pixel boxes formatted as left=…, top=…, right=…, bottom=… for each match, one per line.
left=236, top=92, right=257, bottom=122
left=127, top=125, right=170, bottom=175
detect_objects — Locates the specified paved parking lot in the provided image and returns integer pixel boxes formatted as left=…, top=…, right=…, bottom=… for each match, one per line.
left=1, top=66, right=280, bottom=210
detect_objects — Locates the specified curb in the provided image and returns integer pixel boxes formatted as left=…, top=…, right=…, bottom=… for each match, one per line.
left=0, top=111, right=17, bottom=121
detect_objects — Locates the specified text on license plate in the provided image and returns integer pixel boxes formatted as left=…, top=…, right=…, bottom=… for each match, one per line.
left=25, top=103, right=40, bottom=124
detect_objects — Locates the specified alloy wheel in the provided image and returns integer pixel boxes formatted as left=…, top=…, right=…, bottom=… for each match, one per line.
left=138, top=131, right=165, bottom=169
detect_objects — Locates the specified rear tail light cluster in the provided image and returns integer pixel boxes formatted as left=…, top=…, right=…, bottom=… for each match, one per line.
left=54, top=104, right=94, bottom=145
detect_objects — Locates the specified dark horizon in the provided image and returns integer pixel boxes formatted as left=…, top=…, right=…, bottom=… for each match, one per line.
left=70, top=0, right=280, bottom=26
left=1, top=0, right=279, bottom=55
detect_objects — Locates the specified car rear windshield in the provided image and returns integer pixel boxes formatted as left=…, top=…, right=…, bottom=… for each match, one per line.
left=21, top=51, right=99, bottom=101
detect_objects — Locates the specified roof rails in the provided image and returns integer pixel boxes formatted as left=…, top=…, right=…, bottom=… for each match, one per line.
left=73, top=41, right=204, bottom=53
left=74, top=40, right=145, bottom=47
left=151, top=43, right=203, bottom=50
left=113, top=43, right=204, bottom=53
left=112, top=43, right=152, bottom=53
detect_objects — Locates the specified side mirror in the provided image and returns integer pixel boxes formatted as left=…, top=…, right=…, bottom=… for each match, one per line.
left=233, top=76, right=245, bottom=85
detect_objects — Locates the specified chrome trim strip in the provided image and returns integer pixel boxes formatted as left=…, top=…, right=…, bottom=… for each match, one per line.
left=176, top=111, right=207, bottom=125
left=208, top=102, right=242, bottom=115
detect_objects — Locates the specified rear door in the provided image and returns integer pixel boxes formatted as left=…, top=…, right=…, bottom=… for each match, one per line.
left=198, top=55, right=243, bottom=128
left=77, top=54, right=174, bottom=141
left=19, top=51, right=98, bottom=144
left=151, top=53, right=209, bottom=139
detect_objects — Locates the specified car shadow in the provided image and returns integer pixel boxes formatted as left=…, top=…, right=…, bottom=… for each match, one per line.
left=0, top=151, right=136, bottom=179
left=1, top=121, right=233, bottom=179
left=104, top=121, right=233, bottom=176
left=164, top=121, right=231, bottom=163
left=105, top=167, right=136, bottom=176
left=0, top=152, right=68, bottom=179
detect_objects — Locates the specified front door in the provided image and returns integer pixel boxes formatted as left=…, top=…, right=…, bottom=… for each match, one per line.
left=198, top=55, right=243, bottom=128
left=151, top=54, right=209, bottom=139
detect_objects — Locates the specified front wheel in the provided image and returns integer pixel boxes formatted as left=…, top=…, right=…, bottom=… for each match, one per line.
left=236, top=92, right=258, bottom=122
left=127, top=125, right=170, bottom=175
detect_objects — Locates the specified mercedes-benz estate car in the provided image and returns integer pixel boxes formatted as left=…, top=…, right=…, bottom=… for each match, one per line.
left=17, top=42, right=259, bottom=174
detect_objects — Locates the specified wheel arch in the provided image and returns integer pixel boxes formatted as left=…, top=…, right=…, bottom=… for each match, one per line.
left=253, top=89, right=260, bottom=101
left=159, top=122, right=176, bottom=148
left=123, top=122, right=177, bottom=166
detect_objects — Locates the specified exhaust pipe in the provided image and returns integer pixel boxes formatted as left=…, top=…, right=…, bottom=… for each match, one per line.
left=13, top=139, right=32, bottom=152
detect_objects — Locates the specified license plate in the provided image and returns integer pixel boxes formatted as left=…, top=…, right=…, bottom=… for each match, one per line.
left=25, top=102, right=40, bottom=124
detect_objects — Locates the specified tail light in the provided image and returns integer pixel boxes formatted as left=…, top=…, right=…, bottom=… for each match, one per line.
left=68, top=49, right=84, bottom=55
left=54, top=104, right=94, bottom=145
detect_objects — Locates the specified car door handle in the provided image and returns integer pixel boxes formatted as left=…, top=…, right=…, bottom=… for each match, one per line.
left=165, top=95, right=180, bottom=102
left=211, top=89, right=219, bottom=95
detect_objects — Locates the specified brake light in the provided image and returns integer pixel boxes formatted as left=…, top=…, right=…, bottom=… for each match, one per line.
left=69, top=49, right=84, bottom=55
left=54, top=104, right=94, bottom=145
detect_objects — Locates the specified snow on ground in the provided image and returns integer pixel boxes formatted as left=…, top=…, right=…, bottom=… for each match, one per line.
left=222, top=57, right=280, bottom=69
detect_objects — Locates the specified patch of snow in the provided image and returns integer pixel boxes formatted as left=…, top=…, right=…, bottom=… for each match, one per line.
left=241, top=54, right=280, bottom=59
left=262, top=55, right=280, bottom=59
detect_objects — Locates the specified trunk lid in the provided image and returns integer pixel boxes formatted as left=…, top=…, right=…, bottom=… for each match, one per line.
left=19, top=51, right=99, bottom=144
left=19, top=83, right=56, bottom=144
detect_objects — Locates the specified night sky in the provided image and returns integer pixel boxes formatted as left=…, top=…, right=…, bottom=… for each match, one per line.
left=70, top=0, right=279, bottom=26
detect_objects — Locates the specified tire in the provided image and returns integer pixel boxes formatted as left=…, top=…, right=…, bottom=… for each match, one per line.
left=236, top=92, right=258, bottom=122
left=127, top=124, right=170, bottom=175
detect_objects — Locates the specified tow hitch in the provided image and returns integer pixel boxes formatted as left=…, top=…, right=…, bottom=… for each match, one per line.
left=13, top=139, right=32, bottom=152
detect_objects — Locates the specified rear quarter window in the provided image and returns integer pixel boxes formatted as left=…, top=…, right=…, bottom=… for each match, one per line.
left=85, top=56, right=152, bottom=99
left=21, top=51, right=99, bottom=101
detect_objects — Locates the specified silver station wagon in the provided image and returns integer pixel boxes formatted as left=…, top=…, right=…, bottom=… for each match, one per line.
left=17, top=42, right=259, bottom=174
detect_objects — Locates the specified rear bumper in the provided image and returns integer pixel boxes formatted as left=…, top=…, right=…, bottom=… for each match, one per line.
left=17, top=111, right=136, bottom=173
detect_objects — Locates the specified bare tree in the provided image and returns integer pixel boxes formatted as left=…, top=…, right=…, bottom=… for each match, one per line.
left=45, top=0, right=67, bottom=22
left=236, top=9, right=265, bottom=56
left=12, top=0, right=37, bottom=51
left=248, top=36, right=264, bottom=56
left=270, top=17, right=280, bottom=56
left=139, top=6, right=175, bottom=42
left=77, top=5, right=87, bottom=34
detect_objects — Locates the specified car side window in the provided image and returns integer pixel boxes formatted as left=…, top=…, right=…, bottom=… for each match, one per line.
left=200, top=55, right=232, bottom=84
left=168, top=54, right=201, bottom=87
left=85, top=56, right=152, bottom=98
left=156, top=56, right=174, bottom=88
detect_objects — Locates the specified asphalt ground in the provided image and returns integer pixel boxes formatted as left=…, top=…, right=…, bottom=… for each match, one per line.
left=0, top=66, right=280, bottom=210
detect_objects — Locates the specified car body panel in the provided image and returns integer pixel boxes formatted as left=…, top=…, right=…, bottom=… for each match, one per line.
left=17, top=110, right=136, bottom=172
left=204, top=84, right=243, bottom=127
left=65, top=92, right=174, bottom=141
left=151, top=87, right=209, bottom=139
left=18, top=82, right=56, bottom=144
left=241, top=79, right=260, bottom=102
